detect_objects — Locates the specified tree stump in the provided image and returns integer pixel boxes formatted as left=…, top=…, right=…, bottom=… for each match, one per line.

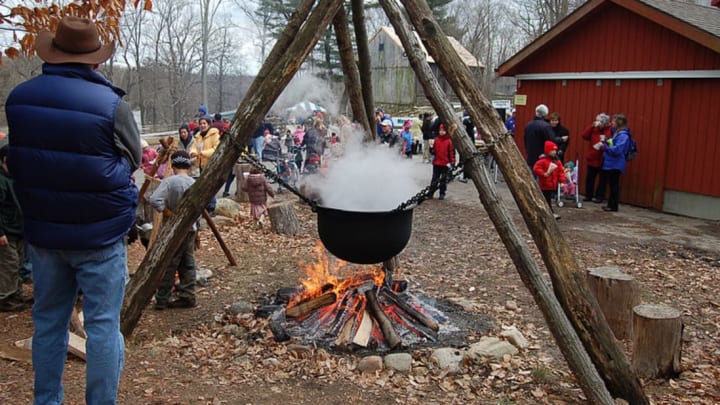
left=632, top=304, right=683, bottom=379
left=234, top=163, right=252, bottom=202
left=268, top=200, right=300, bottom=235
left=587, top=266, right=640, bottom=340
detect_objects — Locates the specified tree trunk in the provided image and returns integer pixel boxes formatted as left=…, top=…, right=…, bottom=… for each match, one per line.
left=587, top=266, right=640, bottom=340
left=233, top=163, right=252, bottom=202
left=268, top=200, right=300, bottom=235
left=632, top=304, right=683, bottom=379
left=397, top=1, right=648, bottom=403
left=351, top=0, right=376, bottom=141
left=379, top=1, right=613, bottom=403
left=121, top=0, right=345, bottom=337
left=333, top=7, right=372, bottom=136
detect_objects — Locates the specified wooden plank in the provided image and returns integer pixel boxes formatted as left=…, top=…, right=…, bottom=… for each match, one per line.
left=12, top=333, right=86, bottom=362
left=352, top=310, right=373, bottom=347
left=0, top=343, right=32, bottom=363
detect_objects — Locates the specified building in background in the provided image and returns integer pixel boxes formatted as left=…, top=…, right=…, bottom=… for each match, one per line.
left=497, top=0, right=720, bottom=220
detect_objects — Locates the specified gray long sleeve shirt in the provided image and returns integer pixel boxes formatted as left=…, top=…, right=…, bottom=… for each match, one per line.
left=149, top=174, right=197, bottom=231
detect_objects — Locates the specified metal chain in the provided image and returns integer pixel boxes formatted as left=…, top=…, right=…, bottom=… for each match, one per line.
left=393, top=131, right=511, bottom=212
left=238, top=152, right=319, bottom=211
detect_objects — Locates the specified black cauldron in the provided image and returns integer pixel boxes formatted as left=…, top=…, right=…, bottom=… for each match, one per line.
left=315, top=205, right=414, bottom=264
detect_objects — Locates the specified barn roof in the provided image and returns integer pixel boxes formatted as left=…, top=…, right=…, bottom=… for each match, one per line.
left=497, top=0, right=720, bottom=77
left=371, top=26, right=483, bottom=68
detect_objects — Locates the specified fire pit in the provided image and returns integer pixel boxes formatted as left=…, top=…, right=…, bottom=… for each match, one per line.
left=261, top=244, right=464, bottom=351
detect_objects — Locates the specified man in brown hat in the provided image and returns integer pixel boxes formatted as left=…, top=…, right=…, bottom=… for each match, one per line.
left=5, top=16, right=140, bottom=404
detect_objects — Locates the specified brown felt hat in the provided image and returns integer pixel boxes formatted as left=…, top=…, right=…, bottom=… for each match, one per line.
left=36, top=16, right=114, bottom=65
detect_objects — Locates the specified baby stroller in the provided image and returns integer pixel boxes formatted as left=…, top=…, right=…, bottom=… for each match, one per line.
left=556, top=158, right=582, bottom=208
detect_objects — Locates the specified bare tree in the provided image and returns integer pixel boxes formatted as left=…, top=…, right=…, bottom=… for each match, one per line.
left=118, top=6, right=147, bottom=123
left=510, top=0, right=582, bottom=41
left=235, top=0, right=276, bottom=64
left=199, top=0, right=225, bottom=107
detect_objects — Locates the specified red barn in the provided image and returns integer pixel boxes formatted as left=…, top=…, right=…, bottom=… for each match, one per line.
left=497, top=0, right=720, bottom=220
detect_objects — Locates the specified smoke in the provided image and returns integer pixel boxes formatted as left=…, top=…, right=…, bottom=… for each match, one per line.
left=303, top=127, right=426, bottom=212
left=272, top=74, right=340, bottom=119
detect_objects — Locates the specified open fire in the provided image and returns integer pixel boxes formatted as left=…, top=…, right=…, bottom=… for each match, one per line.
left=272, top=243, right=446, bottom=351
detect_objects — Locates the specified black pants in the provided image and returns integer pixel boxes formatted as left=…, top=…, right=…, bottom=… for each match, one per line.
left=585, top=165, right=603, bottom=200
left=604, top=169, right=621, bottom=210
left=542, top=190, right=555, bottom=213
left=429, top=165, right=449, bottom=197
left=155, top=231, right=196, bottom=303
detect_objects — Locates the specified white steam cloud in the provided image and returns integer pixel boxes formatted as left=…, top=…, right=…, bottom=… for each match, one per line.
left=303, top=127, right=426, bottom=212
left=272, top=74, right=341, bottom=119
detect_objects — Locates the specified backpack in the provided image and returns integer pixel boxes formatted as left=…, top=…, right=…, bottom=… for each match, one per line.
left=625, top=133, right=638, bottom=161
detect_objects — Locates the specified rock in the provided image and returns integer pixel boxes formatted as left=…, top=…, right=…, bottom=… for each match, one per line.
left=221, top=324, right=244, bottom=339
left=255, top=305, right=282, bottom=318
left=262, top=357, right=281, bottom=367
left=430, top=348, right=464, bottom=373
left=196, top=268, right=213, bottom=286
left=465, top=336, right=519, bottom=361
left=357, top=356, right=383, bottom=373
left=228, top=300, right=254, bottom=315
left=210, top=215, right=235, bottom=227
left=505, top=300, right=519, bottom=311
left=501, top=326, right=529, bottom=349
left=384, top=353, right=412, bottom=373
left=215, top=198, right=242, bottom=218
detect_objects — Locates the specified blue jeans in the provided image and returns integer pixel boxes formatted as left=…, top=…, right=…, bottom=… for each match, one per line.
left=30, top=239, right=127, bottom=405
left=253, top=136, right=264, bottom=161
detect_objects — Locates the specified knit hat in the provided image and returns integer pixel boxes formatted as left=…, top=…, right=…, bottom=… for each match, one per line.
left=171, top=150, right=192, bottom=169
left=544, top=140, right=558, bottom=155
left=141, top=139, right=149, bottom=149
left=403, top=120, right=412, bottom=129
left=381, top=119, right=392, bottom=127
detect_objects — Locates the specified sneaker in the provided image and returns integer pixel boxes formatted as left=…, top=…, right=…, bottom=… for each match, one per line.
left=602, top=207, right=618, bottom=212
left=168, top=297, right=197, bottom=309
left=10, top=291, right=33, bottom=305
left=439, top=194, right=445, bottom=200
left=458, top=178, right=468, bottom=183
left=0, top=299, right=27, bottom=312
left=154, top=300, right=168, bottom=310
left=553, top=213, right=561, bottom=220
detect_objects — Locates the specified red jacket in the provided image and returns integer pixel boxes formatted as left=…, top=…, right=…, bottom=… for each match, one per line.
left=432, top=134, right=455, bottom=166
left=580, top=125, right=612, bottom=168
left=533, top=156, right=565, bottom=191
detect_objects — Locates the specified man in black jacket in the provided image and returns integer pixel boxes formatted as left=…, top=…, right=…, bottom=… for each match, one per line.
left=421, top=112, right=438, bottom=163
left=524, top=104, right=554, bottom=168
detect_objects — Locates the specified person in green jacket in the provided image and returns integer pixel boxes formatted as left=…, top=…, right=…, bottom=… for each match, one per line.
left=0, top=144, right=30, bottom=312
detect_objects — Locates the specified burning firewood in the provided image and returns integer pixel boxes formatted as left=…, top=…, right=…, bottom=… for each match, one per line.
left=379, top=287, right=439, bottom=332
left=286, top=292, right=337, bottom=318
left=365, top=290, right=401, bottom=349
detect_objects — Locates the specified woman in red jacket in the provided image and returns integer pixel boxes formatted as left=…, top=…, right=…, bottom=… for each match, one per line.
left=533, top=141, right=566, bottom=219
left=580, top=113, right=612, bottom=203
left=428, top=124, right=455, bottom=200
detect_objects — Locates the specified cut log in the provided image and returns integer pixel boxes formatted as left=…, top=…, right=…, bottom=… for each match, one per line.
left=14, top=333, right=86, bottom=361
left=379, top=286, right=439, bottom=332
left=334, top=315, right=356, bottom=348
left=587, top=266, right=640, bottom=340
left=70, top=306, right=86, bottom=339
left=632, top=304, right=683, bottom=379
left=365, top=289, right=401, bottom=349
left=286, top=292, right=337, bottom=318
left=352, top=309, right=373, bottom=347
left=233, top=163, right=252, bottom=202
left=0, top=343, right=32, bottom=363
left=268, top=200, right=300, bottom=235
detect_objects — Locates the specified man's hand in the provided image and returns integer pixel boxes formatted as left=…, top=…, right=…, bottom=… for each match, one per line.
left=0, top=235, right=8, bottom=247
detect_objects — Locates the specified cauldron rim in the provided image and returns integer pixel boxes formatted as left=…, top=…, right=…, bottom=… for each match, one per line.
left=315, top=204, right=417, bottom=215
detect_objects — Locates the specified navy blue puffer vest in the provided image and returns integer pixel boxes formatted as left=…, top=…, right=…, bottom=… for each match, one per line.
left=6, top=64, right=137, bottom=250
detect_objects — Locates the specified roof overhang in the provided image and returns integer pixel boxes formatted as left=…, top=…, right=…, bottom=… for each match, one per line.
left=497, top=0, right=720, bottom=77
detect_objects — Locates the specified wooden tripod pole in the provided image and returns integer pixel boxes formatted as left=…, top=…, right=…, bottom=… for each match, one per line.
left=121, top=0, right=345, bottom=337
left=396, top=1, right=647, bottom=403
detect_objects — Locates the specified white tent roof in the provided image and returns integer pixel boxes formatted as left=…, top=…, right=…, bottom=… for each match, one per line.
left=286, top=101, right=327, bottom=113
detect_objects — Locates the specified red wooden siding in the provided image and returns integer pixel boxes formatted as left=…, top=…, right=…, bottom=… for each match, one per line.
left=665, top=79, right=720, bottom=198
left=514, top=5, right=720, bottom=74
left=513, top=78, right=673, bottom=209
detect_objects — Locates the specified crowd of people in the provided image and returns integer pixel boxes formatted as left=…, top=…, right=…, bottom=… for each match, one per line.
left=524, top=104, right=633, bottom=215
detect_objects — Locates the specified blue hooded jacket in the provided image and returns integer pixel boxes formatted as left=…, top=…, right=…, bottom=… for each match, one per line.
left=5, top=63, right=138, bottom=250
left=602, top=128, right=630, bottom=173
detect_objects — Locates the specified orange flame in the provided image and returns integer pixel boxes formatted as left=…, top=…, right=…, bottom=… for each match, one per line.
left=289, top=241, right=385, bottom=306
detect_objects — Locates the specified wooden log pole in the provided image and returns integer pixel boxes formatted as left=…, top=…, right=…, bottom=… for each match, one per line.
left=138, top=137, right=176, bottom=203
left=201, top=209, right=237, bottom=266
left=587, top=266, right=640, bottom=340
left=286, top=292, right=337, bottom=318
left=351, top=0, right=377, bottom=141
left=632, top=304, right=683, bottom=379
left=395, top=1, right=648, bottom=403
left=268, top=200, right=300, bottom=235
left=365, top=289, right=401, bottom=349
left=121, top=0, right=345, bottom=337
left=379, top=1, right=613, bottom=403
left=333, top=7, right=372, bottom=136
